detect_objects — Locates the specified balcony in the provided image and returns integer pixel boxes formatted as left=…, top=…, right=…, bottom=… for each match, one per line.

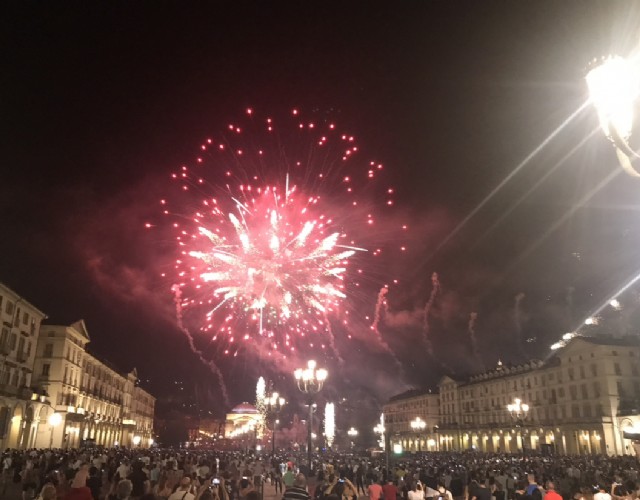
left=0, top=383, right=34, bottom=400
left=0, top=382, right=19, bottom=397
left=16, top=350, right=29, bottom=363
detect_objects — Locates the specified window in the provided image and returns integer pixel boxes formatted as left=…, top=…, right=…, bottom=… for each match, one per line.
left=42, top=364, right=50, bottom=376
left=580, top=384, right=588, bottom=399
left=13, top=308, right=20, bottom=326
left=568, top=368, right=575, bottom=381
left=22, top=312, right=28, bottom=325
left=0, top=328, right=8, bottom=345
left=43, top=344, right=53, bottom=357
left=9, top=333, right=17, bottom=350
left=614, top=363, right=622, bottom=376
left=590, top=364, right=598, bottom=377
left=593, top=381, right=601, bottom=398
left=569, top=386, right=577, bottom=400
left=579, top=366, right=585, bottom=379
left=5, top=300, right=13, bottom=314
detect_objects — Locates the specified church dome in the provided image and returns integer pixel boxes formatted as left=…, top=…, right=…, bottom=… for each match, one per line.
left=231, top=402, right=259, bottom=414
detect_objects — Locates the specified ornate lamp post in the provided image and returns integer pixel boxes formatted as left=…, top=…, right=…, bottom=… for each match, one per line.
left=410, top=417, right=426, bottom=452
left=507, top=398, right=529, bottom=455
left=374, top=416, right=389, bottom=472
left=267, top=391, right=286, bottom=454
left=587, top=55, right=640, bottom=176
left=347, top=427, right=358, bottom=450
left=294, top=360, right=328, bottom=475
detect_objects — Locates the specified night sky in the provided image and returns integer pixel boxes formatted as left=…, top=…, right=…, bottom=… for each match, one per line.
left=4, top=1, right=640, bottom=430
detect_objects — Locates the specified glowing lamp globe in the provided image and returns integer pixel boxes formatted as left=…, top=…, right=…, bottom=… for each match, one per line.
left=587, top=55, right=640, bottom=140
left=48, top=413, right=62, bottom=427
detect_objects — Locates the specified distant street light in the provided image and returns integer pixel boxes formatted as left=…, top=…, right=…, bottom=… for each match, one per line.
left=294, top=360, right=327, bottom=475
left=267, top=391, right=286, bottom=454
left=347, top=427, right=358, bottom=449
left=587, top=55, right=640, bottom=176
left=507, top=398, right=529, bottom=455
left=410, top=417, right=426, bottom=452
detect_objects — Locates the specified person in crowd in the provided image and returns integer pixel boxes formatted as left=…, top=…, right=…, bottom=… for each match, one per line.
left=383, top=478, right=398, bottom=500
left=65, top=466, right=92, bottom=500
left=437, top=480, right=453, bottom=500
left=283, top=473, right=311, bottom=500
left=594, top=485, right=612, bottom=500
left=109, top=479, right=134, bottom=500
left=544, top=480, right=563, bottom=500
left=37, top=483, right=57, bottom=500
left=408, top=481, right=424, bottom=500
left=284, top=466, right=296, bottom=490
left=367, top=478, right=384, bottom=500
left=167, top=477, right=195, bottom=500
left=129, top=460, right=150, bottom=498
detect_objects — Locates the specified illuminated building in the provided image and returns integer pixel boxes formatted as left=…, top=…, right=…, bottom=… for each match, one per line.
left=32, top=320, right=156, bottom=448
left=383, top=389, right=440, bottom=452
left=385, top=335, right=640, bottom=456
left=0, top=282, right=49, bottom=449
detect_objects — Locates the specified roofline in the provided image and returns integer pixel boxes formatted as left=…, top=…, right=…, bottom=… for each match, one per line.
left=0, top=282, right=48, bottom=319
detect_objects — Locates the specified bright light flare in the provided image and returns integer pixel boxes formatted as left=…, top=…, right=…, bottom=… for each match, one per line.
left=587, top=55, right=640, bottom=140
left=324, top=402, right=335, bottom=447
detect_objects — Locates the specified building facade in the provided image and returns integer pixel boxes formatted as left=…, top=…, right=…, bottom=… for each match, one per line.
left=0, top=281, right=156, bottom=449
left=0, top=283, right=49, bottom=449
left=384, top=335, right=640, bottom=456
left=383, top=389, right=440, bottom=452
left=32, top=321, right=156, bottom=448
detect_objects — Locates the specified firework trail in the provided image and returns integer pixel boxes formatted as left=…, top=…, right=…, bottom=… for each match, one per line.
left=370, top=286, right=403, bottom=371
left=467, top=311, right=483, bottom=370
left=171, top=284, right=230, bottom=405
left=565, top=286, right=575, bottom=325
left=159, top=108, right=406, bottom=364
left=421, top=272, right=440, bottom=356
left=322, top=311, right=345, bottom=366
left=514, top=292, right=526, bottom=355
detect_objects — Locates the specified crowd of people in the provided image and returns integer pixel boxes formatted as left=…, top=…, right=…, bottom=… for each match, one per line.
left=1, top=447, right=639, bottom=500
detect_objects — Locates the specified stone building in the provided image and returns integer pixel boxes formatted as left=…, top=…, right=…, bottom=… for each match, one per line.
left=0, top=280, right=156, bottom=449
left=382, top=389, right=440, bottom=452
left=384, top=335, right=640, bottom=456
left=0, top=282, right=49, bottom=449
left=32, top=320, right=156, bottom=448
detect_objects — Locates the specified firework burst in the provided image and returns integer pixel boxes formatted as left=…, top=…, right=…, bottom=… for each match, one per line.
left=159, top=108, right=405, bottom=359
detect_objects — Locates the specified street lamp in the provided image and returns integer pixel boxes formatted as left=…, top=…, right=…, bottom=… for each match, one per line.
left=587, top=55, right=640, bottom=176
left=410, top=417, right=426, bottom=452
left=294, top=360, right=327, bottom=476
left=48, top=412, right=62, bottom=448
left=373, top=417, right=389, bottom=472
left=347, top=427, right=358, bottom=450
left=507, top=398, right=529, bottom=455
left=267, top=391, right=286, bottom=454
